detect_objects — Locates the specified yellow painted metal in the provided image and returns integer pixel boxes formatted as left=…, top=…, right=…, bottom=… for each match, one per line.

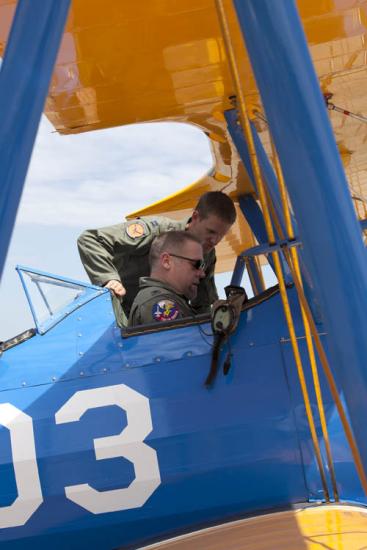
left=1, top=0, right=366, bottom=179
left=270, top=138, right=339, bottom=502
left=215, top=0, right=331, bottom=499
left=0, top=0, right=366, bottom=537
left=1, top=0, right=367, bottom=267
left=284, top=250, right=367, bottom=496
left=141, top=505, right=367, bottom=549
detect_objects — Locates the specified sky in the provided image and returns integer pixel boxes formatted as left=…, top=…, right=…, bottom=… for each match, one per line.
left=0, top=117, right=242, bottom=341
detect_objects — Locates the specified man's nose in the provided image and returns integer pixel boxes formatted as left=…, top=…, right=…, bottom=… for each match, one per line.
left=198, top=267, right=205, bottom=279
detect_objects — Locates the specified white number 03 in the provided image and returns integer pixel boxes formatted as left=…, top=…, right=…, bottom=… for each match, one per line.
left=0, top=384, right=161, bottom=528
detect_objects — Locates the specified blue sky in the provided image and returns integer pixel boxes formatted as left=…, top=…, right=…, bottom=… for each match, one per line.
left=0, top=117, right=238, bottom=340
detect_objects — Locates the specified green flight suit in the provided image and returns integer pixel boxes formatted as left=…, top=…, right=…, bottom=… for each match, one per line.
left=77, top=216, right=218, bottom=315
left=128, top=277, right=195, bottom=326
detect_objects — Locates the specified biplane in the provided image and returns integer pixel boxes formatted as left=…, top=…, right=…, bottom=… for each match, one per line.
left=1, top=0, right=367, bottom=548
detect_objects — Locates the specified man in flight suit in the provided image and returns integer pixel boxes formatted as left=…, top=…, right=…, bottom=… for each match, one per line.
left=77, top=191, right=236, bottom=315
left=128, top=231, right=205, bottom=326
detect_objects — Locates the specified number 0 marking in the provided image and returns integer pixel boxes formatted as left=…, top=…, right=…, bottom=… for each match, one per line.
left=55, top=384, right=161, bottom=514
left=0, top=404, right=43, bottom=528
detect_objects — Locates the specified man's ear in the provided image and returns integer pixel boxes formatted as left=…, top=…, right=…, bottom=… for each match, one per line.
left=161, top=252, right=171, bottom=270
left=191, top=210, right=200, bottom=223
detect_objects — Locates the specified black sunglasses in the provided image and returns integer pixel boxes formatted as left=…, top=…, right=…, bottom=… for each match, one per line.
left=169, top=253, right=205, bottom=271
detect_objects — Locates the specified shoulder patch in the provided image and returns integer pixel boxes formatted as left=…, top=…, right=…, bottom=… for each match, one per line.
left=152, top=300, right=179, bottom=322
left=126, top=221, right=147, bottom=239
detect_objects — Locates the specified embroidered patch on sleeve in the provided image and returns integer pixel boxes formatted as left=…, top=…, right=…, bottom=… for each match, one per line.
left=152, top=300, right=179, bottom=321
left=126, top=221, right=147, bottom=239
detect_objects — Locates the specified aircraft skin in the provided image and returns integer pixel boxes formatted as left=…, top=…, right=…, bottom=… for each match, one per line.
left=1, top=1, right=367, bottom=548
left=0, top=270, right=364, bottom=549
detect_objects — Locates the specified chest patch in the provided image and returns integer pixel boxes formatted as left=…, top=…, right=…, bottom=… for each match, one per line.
left=152, top=300, right=179, bottom=321
left=126, top=221, right=147, bottom=239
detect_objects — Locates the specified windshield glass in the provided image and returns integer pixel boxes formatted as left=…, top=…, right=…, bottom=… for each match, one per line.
left=17, top=266, right=105, bottom=334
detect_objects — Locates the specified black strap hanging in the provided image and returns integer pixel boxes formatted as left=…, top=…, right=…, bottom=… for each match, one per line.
left=205, top=285, right=247, bottom=387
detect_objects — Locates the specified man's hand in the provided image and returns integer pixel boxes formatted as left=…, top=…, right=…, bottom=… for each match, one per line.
left=105, top=279, right=126, bottom=298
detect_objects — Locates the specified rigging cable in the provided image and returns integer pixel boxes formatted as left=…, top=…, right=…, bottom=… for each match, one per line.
left=324, top=92, right=367, bottom=124
left=215, top=0, right=331, bottom=502
left=255, top=101, right=367, bottom=497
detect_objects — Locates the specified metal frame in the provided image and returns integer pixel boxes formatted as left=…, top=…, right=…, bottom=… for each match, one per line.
left=0, top=0, right=70, bottom=279
left=234, top=0, right=367, bottom=472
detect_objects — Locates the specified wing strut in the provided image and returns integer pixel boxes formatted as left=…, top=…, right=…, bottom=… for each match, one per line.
left=0, top=0, right=70, bottom=279
left=234, top=0, right=367, bottom=487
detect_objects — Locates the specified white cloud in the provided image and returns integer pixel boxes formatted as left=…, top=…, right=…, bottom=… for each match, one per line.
left=17, top=117, right=213, bottom=226
left=1, top=116, right=214, bottom=340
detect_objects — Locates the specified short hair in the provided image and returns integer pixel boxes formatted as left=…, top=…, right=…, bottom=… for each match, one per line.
left=149, top=231, right=202, bottom=269
left=195, top=191, right=236, bottom=225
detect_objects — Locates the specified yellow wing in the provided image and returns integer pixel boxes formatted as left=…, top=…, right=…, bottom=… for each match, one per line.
left=1, top=0, right=366, bottom=269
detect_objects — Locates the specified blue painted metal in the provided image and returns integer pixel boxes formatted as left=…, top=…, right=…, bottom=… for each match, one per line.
left=16, top=265, right=104, bottom=291
left=0, top=281, right=300, bottom=548
left=238, top=194, right=276, bottom=274
left=230, top=255, right=264, bottom=294
left=241, top=239, right=301, bottom=258
left=360, top=219, right=367, bottom=231
left=225, top=110, right=290, bottom=282
left=225, top=109, right=287, bottom=238
left=0, top=272, right=365, bottom=548
left=251, top=121, right=291, bottom=238
left=0, top=1, right=366, bottom=545
left=230, top=256, right=245, bottom=286
left=250, top=120, right=323, bottom=322
left=0, top=0, right=70, bottom=280
left=233, top=0, right=367, bottom=473
left=246, top=257, right=264, bottom=294
left=226, top=109, right=319, bottom=302
left=226, top=108, right=322, bottom=321
left=16, top=265, right=106, bottom=334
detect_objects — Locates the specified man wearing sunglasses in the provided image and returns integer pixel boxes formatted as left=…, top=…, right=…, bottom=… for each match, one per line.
left=129, top=231, right=205, bottom=326
left=78, top=191, right=236, bottom=316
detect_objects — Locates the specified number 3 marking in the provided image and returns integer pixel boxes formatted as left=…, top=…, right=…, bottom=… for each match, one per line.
left=55, top=384, right=161, bottom=513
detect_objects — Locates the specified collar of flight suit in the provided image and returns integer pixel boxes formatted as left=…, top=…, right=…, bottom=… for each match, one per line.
left=138, top=276, right=190, bottom=302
